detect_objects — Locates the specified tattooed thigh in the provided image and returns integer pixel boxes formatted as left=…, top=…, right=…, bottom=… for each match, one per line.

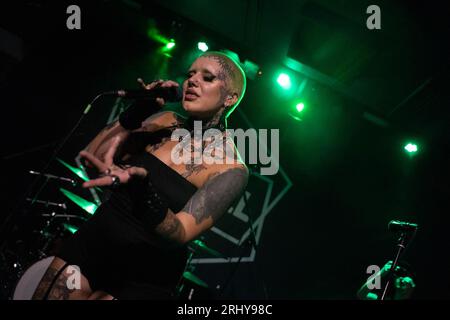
left=32, top=257, right=93, bottom=300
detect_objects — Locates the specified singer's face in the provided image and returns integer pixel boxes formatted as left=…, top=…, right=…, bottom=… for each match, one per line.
left=182, top=57, right=229, bottom=118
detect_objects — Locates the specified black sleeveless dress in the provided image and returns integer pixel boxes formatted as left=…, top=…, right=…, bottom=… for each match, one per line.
left=57, top=152, right=197, bottom=299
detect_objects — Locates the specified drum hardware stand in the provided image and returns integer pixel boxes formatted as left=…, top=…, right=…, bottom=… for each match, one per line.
left=37, top=220, right=57, bottom=259
left=28, top=170, right=77, bottom=187
left=176, top=238, right=220, bottom=300
left=25, top=198, right=67, bottom=211
left=175, top=248, right=196, bottom=300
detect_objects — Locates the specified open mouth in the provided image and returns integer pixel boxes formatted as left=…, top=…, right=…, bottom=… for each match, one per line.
left=184, top=93, right=198, bottom=101
left=184, top=89, right=199, bottom=101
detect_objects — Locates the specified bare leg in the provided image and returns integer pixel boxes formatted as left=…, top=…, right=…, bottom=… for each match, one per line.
left=88, top=290, right=115, bottom=300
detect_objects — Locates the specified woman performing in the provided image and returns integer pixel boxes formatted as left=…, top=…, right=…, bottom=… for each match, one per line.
left=31, top=51, right=248, bottom=300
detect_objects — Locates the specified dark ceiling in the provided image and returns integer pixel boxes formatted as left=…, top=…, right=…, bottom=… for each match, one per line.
left=145, top=0, right=450, bottom=119
left=3, top=0, right=450, bottom=112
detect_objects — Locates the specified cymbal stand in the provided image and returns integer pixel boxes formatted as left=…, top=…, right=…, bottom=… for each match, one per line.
left=175, top=247, right=196, bottom=300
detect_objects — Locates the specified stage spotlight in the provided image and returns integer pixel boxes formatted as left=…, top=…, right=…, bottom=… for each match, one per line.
left=198, top=42, right=208, bottom=52
left=277, top=73, right=291, bottom=90
left=166, top=39, right=176, bottom=50
left=295, top=102, right=305, bottom=112
left=404, top=143, right=418, bottom=154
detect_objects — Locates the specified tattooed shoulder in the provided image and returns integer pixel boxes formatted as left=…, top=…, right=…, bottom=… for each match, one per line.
left=182, top=165, right=249, bottom=225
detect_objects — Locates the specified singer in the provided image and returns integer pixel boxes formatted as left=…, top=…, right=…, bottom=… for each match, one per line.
left=32, top=51, right=248, bottom=300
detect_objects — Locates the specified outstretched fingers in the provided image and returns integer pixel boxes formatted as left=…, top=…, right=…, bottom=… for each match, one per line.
left=126, top=166, right=148, bottom=179
left=79, top=150, right=107, bottom=173
left=82, top=175, right=118, bottom=188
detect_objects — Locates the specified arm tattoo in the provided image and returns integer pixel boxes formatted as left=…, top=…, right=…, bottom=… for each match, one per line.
left=155, top=211, right=186, bottom=243
left=183, top=167, right=248, bottom=224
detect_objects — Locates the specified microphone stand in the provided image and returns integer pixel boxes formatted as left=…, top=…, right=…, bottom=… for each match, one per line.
left=219, top=174, right=268, bottom=299
left=380, top=229, right=416, bottom=300
left=244, top=192, right=269, bottom=299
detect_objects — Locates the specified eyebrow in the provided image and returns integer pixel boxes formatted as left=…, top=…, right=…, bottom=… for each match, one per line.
left=188, top=68, right=217, bottom=77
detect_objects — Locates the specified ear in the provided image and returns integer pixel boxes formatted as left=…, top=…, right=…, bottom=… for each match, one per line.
left=225, top=93, right=238, bottom=107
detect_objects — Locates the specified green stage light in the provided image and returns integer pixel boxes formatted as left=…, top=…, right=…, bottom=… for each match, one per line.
left=277, top=73, right=291, bottom=90
left=166, top=40, right=176, bottom=50
left=60, top=188, right=98, bottom=215
left=62, top=223, right=78, bottom=234
left=289, top=102, right=306, bottom=122
left=198, top=42, right=208, bottom=52
left=147, top=26, right=169, bottom=45
left=404, top=143, right=418, bottom=153
left=296, top=102, right=305, bottom=112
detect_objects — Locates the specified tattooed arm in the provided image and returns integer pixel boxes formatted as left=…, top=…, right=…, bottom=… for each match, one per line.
left=84, top=111, right=180, bottom=162
left=154, top=166, right=249, bottom=245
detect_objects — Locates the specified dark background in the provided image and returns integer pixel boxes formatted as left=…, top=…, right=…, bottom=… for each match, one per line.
left=1, top=0, right=449, bottom=299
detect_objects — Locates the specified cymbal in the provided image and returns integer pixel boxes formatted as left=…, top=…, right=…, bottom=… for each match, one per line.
left=189, top=240, right=223, bottom=258
left=62, top=223, right=79, bottom=234
left=57, top=158, right=89, bottom=182
left=183, top=271, right=208, bottom=288
left=59, top=188, right=98, bottom=215
left=57, top=158, right=103, bottom=193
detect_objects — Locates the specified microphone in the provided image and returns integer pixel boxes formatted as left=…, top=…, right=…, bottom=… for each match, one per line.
left=388, top=220, right=418, bottom=233
left=106, top=84, right=183, bottom=102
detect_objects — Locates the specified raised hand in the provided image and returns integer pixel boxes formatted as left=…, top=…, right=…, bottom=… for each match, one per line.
left=137, top=78, right=179, bottom=107
left=79, top=136, right=148, bottom=189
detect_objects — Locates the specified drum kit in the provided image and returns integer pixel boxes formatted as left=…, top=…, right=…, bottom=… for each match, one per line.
left=0, top=158, right=93, bottom=299
left=2, top=158, right=224, bottom=300
left=176, top=239, right=224, bottom=300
